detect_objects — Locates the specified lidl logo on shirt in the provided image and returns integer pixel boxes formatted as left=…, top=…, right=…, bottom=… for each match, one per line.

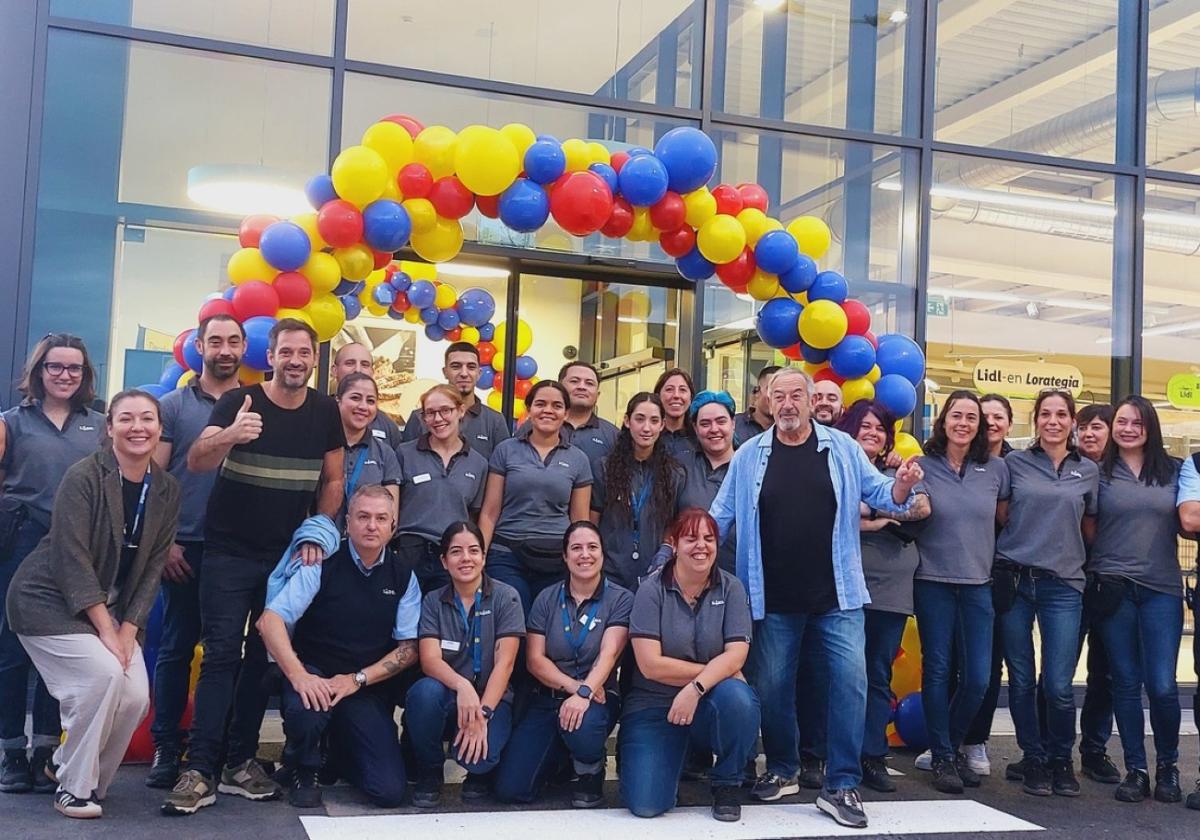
left=465, top=472, right=478, bottom=480
left=557, top=461, right=571, bottom=468
left=365, top=459, right=378, bottom=467
left=476, top=434, right=489, bottom=441
left=477, top=608, right=492, bottom=617
left=382, top=588, right=396, bottom=595
left=591, top=437, right=604, bottom=445
left=1069, top=470, right=1082, bottom=478
left=973, top=467, right=987, bottom=472
left=711, top=599, right=725, bottom=606
left=79, top=425, right=96, bottom=431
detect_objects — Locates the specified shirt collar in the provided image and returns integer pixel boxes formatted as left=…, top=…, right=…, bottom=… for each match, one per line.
left=187, top=378, right=219, bottom=403
left=569, top=413, right=600, bottom=431
left=347, top=540, right=386, bottom=575
left=661, top=559, right=720, bottom=595
left=416, top=432, right=469, bottom=456
left=563, top=574, right=607, bottom=608
left=464, top=399, right=483, bottom=418
left=439, top=573, right=494, bottom=603
left=516, top=422, right=569, bottom=448
left=21, top=397, right=89, bottom=417
left=1028, top=441, right=1082, bottom=463
left=765, top=421, right=829, bottom=449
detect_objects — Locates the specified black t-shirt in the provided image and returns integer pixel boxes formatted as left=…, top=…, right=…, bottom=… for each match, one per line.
left=116, top=476, right=146, bottom=593
left=759, top=428, right=837, bottom=614
left=205, top=385, right=345, bottom=554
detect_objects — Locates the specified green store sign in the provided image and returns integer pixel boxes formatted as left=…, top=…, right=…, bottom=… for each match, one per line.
left=1167, top=374, right=1200, bottom=408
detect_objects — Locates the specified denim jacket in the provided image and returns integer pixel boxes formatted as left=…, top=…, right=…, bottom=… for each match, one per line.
left=709, top=422, right=916, bottom=620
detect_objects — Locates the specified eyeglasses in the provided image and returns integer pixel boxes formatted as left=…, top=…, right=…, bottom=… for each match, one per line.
left=42, top=362, right=85, bottom=377
left=422, top=406, right=457, bottom=421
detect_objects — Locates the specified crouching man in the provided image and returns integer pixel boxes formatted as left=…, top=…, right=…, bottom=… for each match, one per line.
left=257, top=485, right=421, bottom=808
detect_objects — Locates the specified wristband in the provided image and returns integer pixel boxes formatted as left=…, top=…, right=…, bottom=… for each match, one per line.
left=692, top=679, right=707, bottom=696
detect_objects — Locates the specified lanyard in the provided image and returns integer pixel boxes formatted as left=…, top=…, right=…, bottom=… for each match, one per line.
left=629, top=475, right=652, bottom=561
left=344, top=446, right=369, bottom=503
left=124, top=466, right=152, bottom=549
left=560, top=580, right=605, bottom=661
left=452, top=589, right=483, bottom=678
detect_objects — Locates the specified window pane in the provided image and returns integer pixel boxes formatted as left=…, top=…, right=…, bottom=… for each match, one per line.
left=925, top=152, right=1130, bottom=437
left=934, top=0, right=1121, bottom=164
left=346, top=0, right=701, bottom=109
left=1147, top=8, right=1200, bottom=172
left=50, top=0, right=336, bottom=55
left=717, top=0, right=918, bottom=135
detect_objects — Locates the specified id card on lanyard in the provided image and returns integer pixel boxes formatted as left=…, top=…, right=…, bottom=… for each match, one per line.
left=559, top=580, right=604, bottom=665
left=344, top=446, right=369, bottom=504
left=124, top=466, right=152, bottom=549
left=629, top=476, right=652, bottom=562
left=453, top=589, right=483, bottom=682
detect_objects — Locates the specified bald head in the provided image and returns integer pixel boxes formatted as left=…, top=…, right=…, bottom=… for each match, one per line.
left=332, top=342, right=373, bottom=383
left=811, top=379, right=843, bottom=426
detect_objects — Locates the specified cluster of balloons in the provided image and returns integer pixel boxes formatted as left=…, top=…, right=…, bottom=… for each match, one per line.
left=887, top=618, right=928, bottom=750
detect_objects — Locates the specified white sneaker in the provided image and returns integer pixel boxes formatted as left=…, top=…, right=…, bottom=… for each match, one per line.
left=962, top=743, right=991, bottom=776
left=914, top=750, right=933, bottom=771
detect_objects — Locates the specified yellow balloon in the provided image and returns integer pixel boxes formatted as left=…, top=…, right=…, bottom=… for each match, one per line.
left=410, top=216, right=464, bottom=263
left=274, top=307, right=314, bottom=327
left=513, top=398, right=528, bottom=421
left=587, top=141, right=610, bottom=166
left=176, top=370, right=195, bottom=389
left=627, top=207, right=655, bottom=242
left=486, top=389, right=505, bottom=412
left=434, top=282, right=458, bottom=309
left=787, top=215, right=833, bottom=259
left=901, top=615, right=923, bottom=659
left=801, top=361, right=829, bottom=377
left=300, top=251, right=341, bottom=294
left=361, top=120, right=414, bottom=174
left=746, top=269, right=780, bottom=301
left=334, top=244, right=374, bottom=281
left=561, top=138, right=591, bottom=173
left=683, top=188, right=717, bottom=228
left=492, top=351, right=506, bottom=373
left=401, top=259, right=438, bottom=282
left=331, top=145, right=388, bottom=207
left=841, top=377, right=875, bottom=407
left=798, top=299, right=849, bottom=349
left=460, top=325, right=481, bottom=345
left=891, top=651, right=922, bottom=699
left=365, top=301, right=389, bottom=317
left=303, top=293, right=346, bottom=342
left=412, top=125, right=458, bottom=179
left=362, top=268, right=387, bottom=292
left=500, top=123, right=537, bottom=160
left=402, top=198, right=437, bottom=234
left=894, top=432, right=923, bottom=460
left=403, top=306, right=423, bottom=324
left=494, top=318, right=533, bottom=356
left=697, top=214, right=747, bottom=264
left=791, top=291, right=810, bottom=305
left=454, top=125, right=520, bottom=196
left=866, top=364, right=882, bottom=384
left=289, top=212, right=326, bottom=251
left=227, top=247, right=275, bottom=285
left=238, top=366, right=265, bottom=386
left=382, top=179, right=403, bottom=202
left=736, top=207, right=771, bottom=246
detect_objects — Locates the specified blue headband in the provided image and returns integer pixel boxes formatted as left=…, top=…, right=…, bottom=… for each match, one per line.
left=689, top=390, right=736, bottom=419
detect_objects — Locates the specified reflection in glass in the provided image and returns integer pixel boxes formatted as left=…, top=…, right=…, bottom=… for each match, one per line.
left=1147, top=9, right=1200, bottom=172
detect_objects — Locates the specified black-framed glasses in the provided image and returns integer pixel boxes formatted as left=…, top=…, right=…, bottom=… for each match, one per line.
left=422, top=406, right=457, bottom=421
left=42, top=362, right=85, bottom=377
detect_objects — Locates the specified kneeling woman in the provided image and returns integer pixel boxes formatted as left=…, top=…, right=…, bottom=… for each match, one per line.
left=5, top=390, right=180, bottom=819
left=619, top=508, right=760, bottom=822
left=407, top=522, right=525, bottom=807
left=494, top=521, right=633, bottom=807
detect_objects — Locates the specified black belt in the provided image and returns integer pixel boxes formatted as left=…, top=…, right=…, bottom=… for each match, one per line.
left=1004, top=562, right=1059, bottom=582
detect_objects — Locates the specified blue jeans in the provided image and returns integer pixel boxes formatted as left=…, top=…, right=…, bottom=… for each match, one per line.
left=618, top=679, right=760, bottom=817
left=862, top=609, right=907, bottom=760
left=151, top=541, right=203, bottom=752
left=1000, top=573, right=1081, bottom=763
left=1096, top=583, right=1183, bottom=770
left=0, top=517, right=59, bottom=750
left=914, top=580, right=994, bottom=761
left=493, top=691, right=618, bottom=803
left=404, top=677, right=513, bottom=778
left=748, top=608, right=867, bottom=790
left=796, top=631, right=828, bottom=761
left=485, top=543, right=561, bottom=617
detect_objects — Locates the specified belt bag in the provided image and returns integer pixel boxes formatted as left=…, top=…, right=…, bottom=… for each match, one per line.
left=990, top=561, right=1019, bottom=615
left=0, top=505, right=29, bottom=560
left=391, top=533, right=439, bottom=573
left=512, top=537, right=563, bottom=575
left=1084, top=573, right=1127, bottom=620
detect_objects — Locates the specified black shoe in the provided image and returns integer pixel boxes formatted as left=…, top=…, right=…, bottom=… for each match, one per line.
left=1186, top=779, right=1200, bottom=810
left=145, top=747, right=181, bottom=790
left=54, top=786, right=102, bottom=819
left=571, top=770, right=604, bottom=809
left=1005, top=757, right=1031, bottom=781
left=1020, top=760, right=1052, bottom=797
left=0, top=750, right=33, bottom=793
left=288, top=768, right=322, bottom=809
left=1154, top=763, right=1182, bottom=803
left=711, top=785, right=741, bottom=822
left=682, top=748, right=713, bottom=782
left=931, top=757, right=964, bottom=794
left=816, top=787, right=868, bottom=829
left=861, top=757, right=896, bottom=793
left=271, top=764, right=297, bottom=790
left=1115, top=769, right=1150, bottom=803
left=799, top=756, right=825, bottom=790
left=317, top=745, right=339, bottom=787
left=30, top=747, right=57, bottom=794
left=1080, top=752, right=1121, bottom=785
left=1049, top=759, right=1080, bottom=797
left=412, top=776, right=442, bottom=808
left=461, top=773, right=490, bottom=800
left=955, top=752, right=981, bottom=788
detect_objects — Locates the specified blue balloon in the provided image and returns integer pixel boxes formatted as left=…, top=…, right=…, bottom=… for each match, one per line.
left=894, top=692, right=928, bottom=750
left=617, top=154, right=669, bottom=206
left=588, top=162, right=618, bottom=194
left=305, top=174, right=337, bottom=210
left=362, top=200, right=412, bottom=252
left=424, top=324, right=446, bottom=341
left=341, top=294, right=362, bottom=320
left=808, top=270, right=849, bottom=304
left=755, top=298, right=803, bottom=349
left=828, top=335, right=877, bottom=380
left=333, top=278, right=358, bottom=296
left=625, top=147, right=652, bottom=157
left=390, top=271, right=412, bottom=292
left=754, top=229, right=800, bottom=275
left=524, top=139, right=566, bottom=185
left=437, top=308, right=461, bottom=331
left=407, top=279, right=436, bottom=309
left=477, top=322, right=496, bottom=341
left=419, top=306, right=440, bottom=325
left=372, top=284, right=396, bottom=307
left=653, top=127, right=718, bottom=194
left=456, top=288, right=496, bottom=327
left=799, top=342, right=828, bottom=364
left=875, top=374, right=918, bottom=418
left=387, top=307, right=406, bottom=320
left=477, top=364, right=496, bottom=390
left=158, top=362, right=186, bottom=389
left=182, top=330, right=203, bottom=374
left=514, top=355, right=538, bottom=380
left=875, top=334, right=925, bottom=386
left=675, top=246, right=715, bottom=281
left=259, top=221, right=311, bottom=271
left=779, top=254, right=818, bottom=294
left=498, top=179, right=550, bottom=233
left=138, top=383, right=170, bottom=399
left=221, top=287, right=237, bottom=302
left=242, top=315, right=276, bottom=371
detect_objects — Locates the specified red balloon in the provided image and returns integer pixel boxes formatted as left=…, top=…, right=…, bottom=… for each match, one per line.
left=600, top=197, right=634, bottom=238
left=428, top=176, right=475, bottom=220
left=476, top=193, right=501, bottom=219
left=715, top=246, right=756, bottom=287
left=476, top=341, right=497, bottom=366
left=398, top=163, right=434, bottom=200
left=381, top=113, right=425, bottom=138
left=173, top=329, right=191, bottom=367
left=813, top=367, right=846, bottom=386
left=781, top=343, right=804, bottom=360
left=648, top=191, right=686, bottom=231
left=659, top=227, right=696, bottom=259
left=549, top=171, right=614, bottom=236
left=238, top=214, right=279, bottom=249
left=513, top=378, right=534, bottom=400
left=373, top=249, right=392, bottom=270
left=610, top=151, right=630, bottom=173
left=863, top=330, right=879, bottom=349
left=391, top=291, right=410, bottom=313
left=445, top=327, right=463, bottom=342
left=272, top=272, right=312, bottom=309
left=317, top=199, right=364, bottom=248
left=841, top=299, right=871, bottom=335
left=738, top=183, right=770, bottom=213
left=231, top=280, right=280, bottom=322
left=198, top=297, right=236, bottom=323
left=711, top=184, right=744, bottom=217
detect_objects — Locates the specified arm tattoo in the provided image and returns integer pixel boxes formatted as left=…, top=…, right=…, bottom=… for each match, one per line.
left=886, top=493, right=931, bottom=522
left=382, top=640, right=418, bottom=675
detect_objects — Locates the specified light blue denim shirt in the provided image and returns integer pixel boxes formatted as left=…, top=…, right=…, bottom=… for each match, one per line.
left=709, top=422, right=916, bottom=620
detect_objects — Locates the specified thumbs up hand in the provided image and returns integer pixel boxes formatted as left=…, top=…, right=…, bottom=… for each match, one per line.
left=229, top=394, right=263, bottom=444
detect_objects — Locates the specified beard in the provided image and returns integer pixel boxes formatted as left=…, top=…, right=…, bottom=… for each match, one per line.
left=775, top=413, right=803, bottom=432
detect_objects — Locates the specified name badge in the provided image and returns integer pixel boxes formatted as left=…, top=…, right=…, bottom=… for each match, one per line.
left=372, top=429, right=387, bottom=439
left=579, top=614, right=591, bottom=626
left=412, top=473, right=432, bottom=484
left=440, top=639, right=462, bottom=652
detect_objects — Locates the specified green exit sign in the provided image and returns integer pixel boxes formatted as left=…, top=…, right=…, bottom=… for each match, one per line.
left=927, top=296, right=949, bottom=317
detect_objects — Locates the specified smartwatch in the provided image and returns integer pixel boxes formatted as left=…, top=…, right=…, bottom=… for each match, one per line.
left=576, top=684, right=593, bottom=701
left=354, top=670, right=368, bottom=689
left=692, top=679, right=707, bottom=696
left=481, top=705, right=495, bottom=720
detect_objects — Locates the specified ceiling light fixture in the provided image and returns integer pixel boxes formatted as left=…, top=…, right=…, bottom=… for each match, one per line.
left=889, top=9, right=909, bottom=23
left=187, top=165, right=311, bottom=217
left=433, top=262, right=511, bottom=279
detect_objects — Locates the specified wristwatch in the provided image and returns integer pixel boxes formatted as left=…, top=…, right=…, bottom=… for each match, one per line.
left=481, top=705, right=495, bottom=720
left=576, top=684, right=593, bottom=701
left=692, top=679, right=707, bottom=696
left=353, top=670, right=367, bottom=689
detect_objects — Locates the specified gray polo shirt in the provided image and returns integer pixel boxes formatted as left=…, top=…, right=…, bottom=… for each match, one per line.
left=914, top=453, right=1010, bottom=585
left=733, top=411, right=767, bottom=449
left=564, top=413, right=620, bottom=466
left=418, top=575, right=525, bottom=702
left=661, top=427, right=697, bottom=459
left=402, top=399, right=510, bottom=460
left=159, top=382, right=220, bottom=541
left=861, top=467, right=921, bottom=614
left=489, top=426, right=593, bottom=543
left=996, top=447, right=1099, bottom=591
left=591, top=455, right=684, bottom=591
left=1090, top=458, right=1183, bottom=597
left=395, top=435, right=488, bottom=542
left=677, top=450, right=736, bottom=572
left=0, top=401, right=106, bottom=527
left=339, top=433, right=401, bottom=527
left=625, top=565, right=753, bottom=715
left=527, top=577, right=633, bottom=687
left=370, top=411, right=404, bottom=452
